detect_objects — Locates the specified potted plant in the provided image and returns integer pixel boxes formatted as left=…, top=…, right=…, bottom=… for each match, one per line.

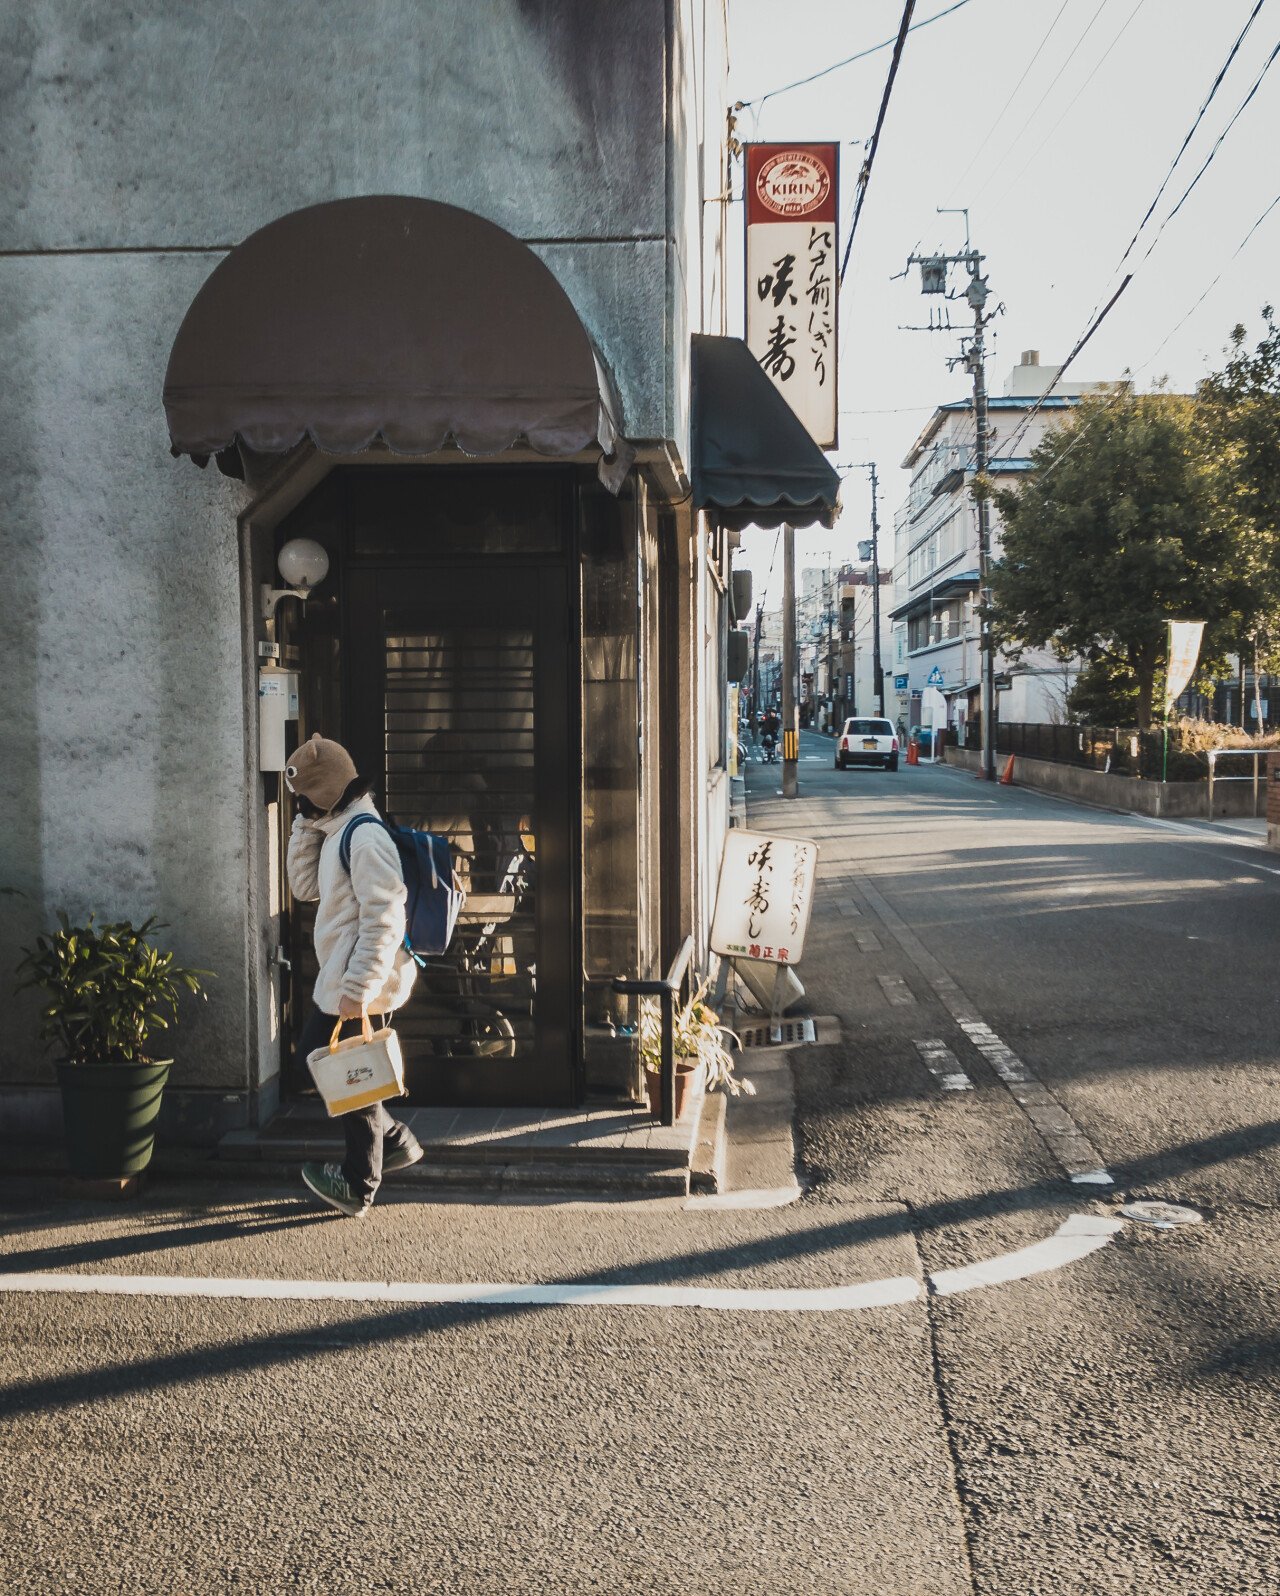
left=638, top=977, right=755, bottom=1122
left=16, top=914, right=210, bottom=1181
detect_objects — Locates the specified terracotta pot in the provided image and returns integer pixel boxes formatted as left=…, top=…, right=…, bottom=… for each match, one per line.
left=644, top=1059, right=701, bottom=1122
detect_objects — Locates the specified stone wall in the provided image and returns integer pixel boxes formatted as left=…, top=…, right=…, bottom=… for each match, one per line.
left=946, top=746, right=1265, bottom=819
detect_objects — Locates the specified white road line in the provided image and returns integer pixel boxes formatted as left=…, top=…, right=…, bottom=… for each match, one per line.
left=0, top=1266, right=921, bottom=1313
left=957, top=1021, right=1112, bottom=1185
left=913, top=1039, right=974, bottom=1092
left=930, top=1214, right=1124, bottom=1296
left=877, top=973, right=917, bottom=1006
left=685, top=1184, right=804, bottom=1211
left=0, top=1214, right=1123, bottom=1312
left=853, top=874, right=1113, bottom=1186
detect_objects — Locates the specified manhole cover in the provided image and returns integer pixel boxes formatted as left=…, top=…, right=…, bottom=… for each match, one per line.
left=737, top=1017, right=818, bottom=1049
left=1119, top=1200, right=1203, bottom=1229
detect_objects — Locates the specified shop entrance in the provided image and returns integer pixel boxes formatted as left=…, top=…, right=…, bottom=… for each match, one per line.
left=280, top=468, right=579, bottom=1107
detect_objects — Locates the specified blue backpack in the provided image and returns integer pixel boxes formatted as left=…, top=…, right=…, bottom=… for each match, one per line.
left=339, top=814, right=465, bottom=963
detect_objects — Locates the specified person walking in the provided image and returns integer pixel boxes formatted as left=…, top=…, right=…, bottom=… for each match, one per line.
left=285, top=733, right=424, bottom=1216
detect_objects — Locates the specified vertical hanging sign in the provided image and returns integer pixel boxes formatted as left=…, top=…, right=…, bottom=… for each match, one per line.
left=745, top=143, right=839, bottom=450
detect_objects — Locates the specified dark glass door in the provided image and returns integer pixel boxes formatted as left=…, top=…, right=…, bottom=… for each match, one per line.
left=345, top=563, right=576, bottom=1106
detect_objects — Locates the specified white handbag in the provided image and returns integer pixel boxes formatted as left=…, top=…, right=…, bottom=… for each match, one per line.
left=306, top=1012, right=406, bottom=1118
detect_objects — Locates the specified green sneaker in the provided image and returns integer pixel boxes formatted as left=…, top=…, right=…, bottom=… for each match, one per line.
left=301, top=1161, right=368, bottom=1218
left=383, top=1136, right=424, bottom=1175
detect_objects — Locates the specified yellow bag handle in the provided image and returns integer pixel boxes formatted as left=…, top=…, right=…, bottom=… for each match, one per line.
left=328, top=1009, right=374, bottom=1051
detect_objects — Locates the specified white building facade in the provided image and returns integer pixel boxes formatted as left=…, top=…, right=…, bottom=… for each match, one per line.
left=890, top=352, right=1115, bottom=740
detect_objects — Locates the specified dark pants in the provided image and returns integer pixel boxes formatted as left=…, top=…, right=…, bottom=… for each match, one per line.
left=295, top=1006, right=416, bottom=1205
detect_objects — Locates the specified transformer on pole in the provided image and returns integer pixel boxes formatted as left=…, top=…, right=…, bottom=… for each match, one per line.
left=900, top=210, right=1000, bottom=780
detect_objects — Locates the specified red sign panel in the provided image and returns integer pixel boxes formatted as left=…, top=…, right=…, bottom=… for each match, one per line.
left=746, top=144, right=839, bottom=225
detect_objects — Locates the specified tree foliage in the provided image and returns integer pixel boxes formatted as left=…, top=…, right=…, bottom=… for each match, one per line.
left=990, top=389, right=1227, bottom=729
left=15, top=914, right=210, bottom=1065
left=1196, top=307, right=1280, bottom=723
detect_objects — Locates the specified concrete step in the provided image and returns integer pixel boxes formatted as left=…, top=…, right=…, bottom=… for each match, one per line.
left=213, top=1087, right=727, bottom=1199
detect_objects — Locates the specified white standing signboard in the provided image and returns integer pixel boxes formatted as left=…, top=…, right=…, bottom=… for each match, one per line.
left=710, top=830, right=819, bottom=966
left=745, top=143, right=839, bottom=449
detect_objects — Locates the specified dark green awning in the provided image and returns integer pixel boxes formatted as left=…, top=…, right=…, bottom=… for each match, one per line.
left=690, top=335, right=840, bottom=530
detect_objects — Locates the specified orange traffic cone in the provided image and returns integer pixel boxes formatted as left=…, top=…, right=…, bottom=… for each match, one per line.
left=906, top=739, right=919, bottom=766
left=999, top=754, right=1015, bottom=785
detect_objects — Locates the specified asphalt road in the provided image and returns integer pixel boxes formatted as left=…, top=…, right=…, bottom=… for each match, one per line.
left=1, top=730, right=1276, bottom=1594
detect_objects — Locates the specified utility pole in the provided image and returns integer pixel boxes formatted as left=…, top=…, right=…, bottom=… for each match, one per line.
left=847, top=461, right=886, bottom=716
left=868, top=463, right=885, bottom=716
left=902, top=212, right=999, bottom=779
left=782, top=523, right=798, bottom=798
left=750, top=602, right=762, bottom=744
left=969, top=301, right=996, bottom=781
left=824, top=557, right=835, bottom=732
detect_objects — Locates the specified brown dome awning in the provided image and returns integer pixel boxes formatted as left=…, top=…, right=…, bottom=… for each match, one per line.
left=163, top=196, right=632, bottom=489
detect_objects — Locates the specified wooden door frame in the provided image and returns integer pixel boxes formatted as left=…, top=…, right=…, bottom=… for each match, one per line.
left=281, top=463, right=585, bottom=1107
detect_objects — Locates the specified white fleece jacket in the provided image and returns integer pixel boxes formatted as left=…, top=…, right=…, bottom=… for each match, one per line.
left=286, top=797, right=418, bottom=1016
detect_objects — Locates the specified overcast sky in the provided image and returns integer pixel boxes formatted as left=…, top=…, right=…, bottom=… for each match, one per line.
left=725, top=0, right=1280, bottom=603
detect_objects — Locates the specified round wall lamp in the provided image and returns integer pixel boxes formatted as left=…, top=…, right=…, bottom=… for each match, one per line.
left=260, top=537, right=330, bottom=620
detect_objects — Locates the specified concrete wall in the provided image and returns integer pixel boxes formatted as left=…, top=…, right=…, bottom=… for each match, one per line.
left=0, top=0, right=687, bottom=439
left=0, top=0, right=722, bottom=1119
left=0, top=254, right=253, bottom=1108
left=946, top=746, right=1266, bottom=819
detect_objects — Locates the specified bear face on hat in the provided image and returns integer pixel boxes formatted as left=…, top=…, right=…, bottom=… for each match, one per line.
left=284, top=733, right=358, bottom=813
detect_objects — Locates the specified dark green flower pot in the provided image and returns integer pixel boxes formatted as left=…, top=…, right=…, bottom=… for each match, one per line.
left=55, top=1060, right=172, bottom=1179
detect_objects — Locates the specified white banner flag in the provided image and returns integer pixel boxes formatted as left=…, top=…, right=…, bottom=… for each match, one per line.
left=1165, top=621, right=1204, bottom=711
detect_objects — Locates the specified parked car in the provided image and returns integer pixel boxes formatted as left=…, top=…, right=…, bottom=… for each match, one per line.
left=835, top=717, right=899, bottom=771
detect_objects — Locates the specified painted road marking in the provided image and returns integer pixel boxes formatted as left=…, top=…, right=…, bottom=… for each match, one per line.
left=685, top=1183, right=804, bottom=1211
left=0, top=1215, right=1123, bottom=1312
left=855, top=929, right=883, bottom=953
left=930, top=1214, right=1124, bottom=1296
left=956, top=1021, right=1111, bottom=1184
left=853, top=874, right=1113, bottom=1186
left=914, top=1039, right=973, bottom=1092
left=877, top=973, right=917, bottom=1006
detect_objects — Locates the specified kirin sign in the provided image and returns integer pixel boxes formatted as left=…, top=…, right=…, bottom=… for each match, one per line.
left=745, top=143, right=839, bottom=450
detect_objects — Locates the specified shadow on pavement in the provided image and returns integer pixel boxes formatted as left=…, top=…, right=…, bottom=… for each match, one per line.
left=0, top=1116, right=1277, bottom=1420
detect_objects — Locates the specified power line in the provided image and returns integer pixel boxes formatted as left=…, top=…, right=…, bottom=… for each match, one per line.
left=988, top=0, right=1149, bottom=211
left=1136, top=38, right=1280, bottom=265
left=944, top=0, right=1070, bottom=202
left=971, top=0, right=1109, bottom=205
left=839, top=1, right=919, bottom=287
left=740, top=0, right=977, bottom=116
left=999, top=13, right=1279, bottom=459
left=1141, top=189, right=1280, bottom=372
left=1114, top=0, right=1269, bottom=276
left=1002, top=275, right=1133, bottom=458
left=1007, top=185, right=1280, bottom=488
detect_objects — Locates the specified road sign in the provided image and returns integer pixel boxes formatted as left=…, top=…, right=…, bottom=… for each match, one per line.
left=893, top=674, right=909, bottom=691
left=926, top=666, right=945, bottom=688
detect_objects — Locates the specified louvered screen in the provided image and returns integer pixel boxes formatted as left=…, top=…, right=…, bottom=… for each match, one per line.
left=384, top=624, right=539, bottom=1068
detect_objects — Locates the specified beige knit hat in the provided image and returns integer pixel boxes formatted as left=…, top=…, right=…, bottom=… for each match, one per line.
left=284, top=733, right=358, bottom=813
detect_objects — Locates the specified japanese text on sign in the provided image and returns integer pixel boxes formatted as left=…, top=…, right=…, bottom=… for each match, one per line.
left=710, top=829, right=819, bottom=966
left=745, top=143, right=839, bottom=450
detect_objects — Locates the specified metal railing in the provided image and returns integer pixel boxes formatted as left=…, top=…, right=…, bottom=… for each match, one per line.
left=612, top=934, right=695, bottom=1127
left=1206, top=747, right=1268, bottom=814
